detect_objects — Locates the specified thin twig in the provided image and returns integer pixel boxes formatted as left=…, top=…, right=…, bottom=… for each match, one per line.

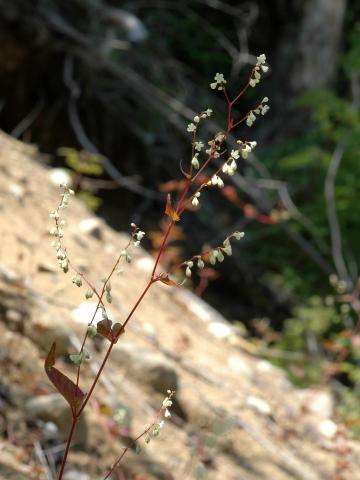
left=325, top=142, right=351, bottom=286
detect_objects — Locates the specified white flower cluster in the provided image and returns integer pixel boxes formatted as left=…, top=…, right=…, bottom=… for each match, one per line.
left=182, top=232, right=244, bottom=278
left=237, top=140, right=257, bottom=159
left=49, top=184, right=75, bottom=273
left=209, top=174, right=224, bottom=188
left=222, top=154, right=238, bottom=176
left=187, top=109, right=213, bottom=133
left=210, top=72, right=227, bottom=91
left=184, top=255, right=204, bottom=278
left=246, top=97, right=270, bottom=127
left=206, top=132, right=225, bottom=158
left=119, top=248, right=132, bottom=263
left=209, top=232, right=244, bottom=265
left=144, top=391, right=174, bottom=445
left=191, top=191, right=201, bottom=207
left=250, top=54, right=269, bottom=88
left=194, top=141, right=204, bottom=152
left=130, top=223, right=146, bottom=248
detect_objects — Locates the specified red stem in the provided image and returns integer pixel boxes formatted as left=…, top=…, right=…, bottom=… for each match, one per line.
left=57, top=416, right=77, bottom=480
left=56, top=71, right=253, bottom=479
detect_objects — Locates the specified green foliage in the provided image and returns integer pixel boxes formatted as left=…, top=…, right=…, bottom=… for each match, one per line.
left=268, top=293, right=360, bottom=435
left=76, top=190, right=102, bottom=211
left=272, top=296, right=339, bottom=383
left=342, top=22, right=360, bottom=73
left=57, top=147, right=104, bottom=211
left=261, top=25, right=360, bottom=434
left=58, top=148, right=104, bottom=176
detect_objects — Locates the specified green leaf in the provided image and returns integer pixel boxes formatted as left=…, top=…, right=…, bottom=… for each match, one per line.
left=69, top=350, right=90, bottom=366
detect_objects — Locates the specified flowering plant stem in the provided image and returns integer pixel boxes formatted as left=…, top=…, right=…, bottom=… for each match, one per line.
left=53, top=56, right=269, bottom=479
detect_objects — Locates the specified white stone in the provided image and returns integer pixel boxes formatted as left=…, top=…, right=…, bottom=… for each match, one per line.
left=208, top=321, right=232, bottom=339
left=78, top=218, right=103, bottom=240
left=135, top=256, right=154, bottom=272
left=227, top=356, right=253, bottom=379
left=318, top=419, right=337, bottom=438
left=297, top=389, right=334, bottom=419
left=48, top=168, right=72, bottom=188
left=71, top=302, right=114, bottom=325
left=8, top=182, right=24, bottom=200
left=246, top=395, right=272, bottom=416
left=256, top=360, right=274, bottom=373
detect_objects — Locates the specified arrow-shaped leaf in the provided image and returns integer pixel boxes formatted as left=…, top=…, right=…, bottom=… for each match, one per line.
left=97, top=319, right=124, bottom=343
left=159, top=274, right=177, bottom=287
left=165, top=194, right=180, bottom=222
left=45, top=343, right=86, bottom=411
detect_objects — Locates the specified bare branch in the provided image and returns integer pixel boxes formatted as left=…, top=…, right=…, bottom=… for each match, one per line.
left=324, top=142, right=351, bottom=286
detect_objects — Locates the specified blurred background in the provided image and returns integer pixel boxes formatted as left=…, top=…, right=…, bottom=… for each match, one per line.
left=1, top=0, right=360, bottom=441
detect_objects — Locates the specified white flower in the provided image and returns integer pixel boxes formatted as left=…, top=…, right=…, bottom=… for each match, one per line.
left=257, top=53, right=266, bottom=65
left=194, top=115, right=200, bottom=123
left=230, top=159, right=237, bottom=171
left=249, top=78, right=259, bottom=88
left=191, top=155, right=199, bottom=169
left=205, top=108, right=213, bottom=116
left=261, top=65, right=269, bottom=73
left=210, top=73, right=227, bottom=90
left=192, top=197, right=199, bottom=207
left=234, top=231, right=245, bottom=240
left=187, top=123, right=196, bottom=132
left=136, top=230, right=146, bottom=240
left=217, top=177, right=224, bottom=188
left=243, top=144, right=252, bottom=153
left=211, top=175, right=219, bottom=186
left=249, top=141, right=257, bottom=148
left=214, top=72, right=226, bottom=83
left=246, top=111, right=256, bottom=127
left=262, top=97, right=269, bottom=103
left=222, top=163, right=229, bottom=174
left=194, top=141, right=204, bottom=152
left=49, top=211, right=59, bottom=220
left=197, top=257, right=205, bottom=269
left=165, top=408, right=171, bottom=418
left=231, top=149, right=240, bottom=159
left=261, top=105, right=270, bottom=115
left=215, top=132, right=225, bottom=142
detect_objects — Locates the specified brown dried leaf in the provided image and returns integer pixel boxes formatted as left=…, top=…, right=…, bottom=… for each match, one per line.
left=165, top=194, right=180, bottom=222
left=44, top=343, right=86, bottom=411
left=159, top=274, right=177, bottom=287
left=96, top=319, right=124, bottom=343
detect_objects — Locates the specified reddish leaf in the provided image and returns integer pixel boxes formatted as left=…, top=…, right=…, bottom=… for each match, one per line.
left=165, top=194, right=180, bottom=222
left=159, top=274, right=177, bottom=287
left=158, top=179, right=186, bottom=192
left=97, top=319, right=124, bottom=343
left=45, top=343, right=86, bottom=411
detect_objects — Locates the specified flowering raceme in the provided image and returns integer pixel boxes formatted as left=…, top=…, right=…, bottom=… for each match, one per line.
left=47, top=53, right=270, bottom=480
